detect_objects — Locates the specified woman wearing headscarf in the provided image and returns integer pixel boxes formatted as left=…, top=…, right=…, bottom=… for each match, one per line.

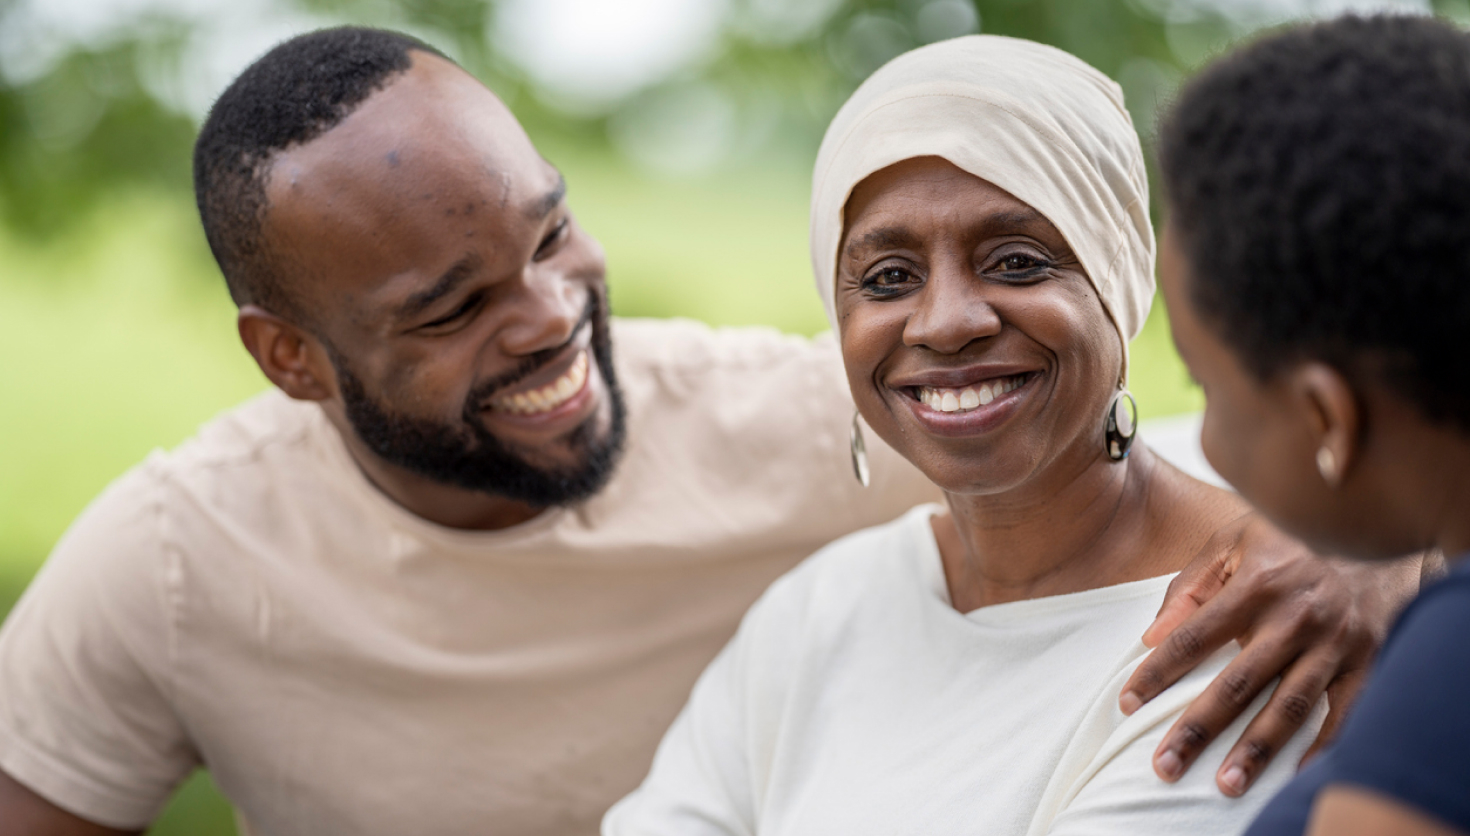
left=1158, top=15, right=1470, bottom=836
left=601, top=35, right=1356, bottom=834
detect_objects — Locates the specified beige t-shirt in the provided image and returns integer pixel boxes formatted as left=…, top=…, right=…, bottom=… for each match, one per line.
left=0, top=318, right=935, bottom=836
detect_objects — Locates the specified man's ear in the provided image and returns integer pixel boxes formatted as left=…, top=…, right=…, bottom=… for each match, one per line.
left=1290, top=361, right=1362, bottom=486
left=237, top=305, right=335, bottom=402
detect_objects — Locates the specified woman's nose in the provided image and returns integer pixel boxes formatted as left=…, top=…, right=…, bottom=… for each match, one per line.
left=902, top=265, right=1002, bottom=354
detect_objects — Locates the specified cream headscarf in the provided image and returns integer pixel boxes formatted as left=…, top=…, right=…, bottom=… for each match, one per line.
left=810, top=35, right=1154, bottom=383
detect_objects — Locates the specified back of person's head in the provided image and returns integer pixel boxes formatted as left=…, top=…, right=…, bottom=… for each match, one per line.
left=1159, top=13, right=1470, bottom=432
left=193, top=26, right=448, bottom=320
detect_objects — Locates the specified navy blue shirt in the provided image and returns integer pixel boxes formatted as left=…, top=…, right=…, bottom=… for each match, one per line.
left=1247, top=556, right=1470, bottom=835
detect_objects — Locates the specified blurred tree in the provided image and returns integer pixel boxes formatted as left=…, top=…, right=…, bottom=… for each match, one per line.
left=0, top=27, right=197, bottom=235
left=0, top=0, right=1462, bottom=239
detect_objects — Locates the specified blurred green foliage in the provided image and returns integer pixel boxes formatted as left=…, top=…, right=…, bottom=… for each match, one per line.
left=3, top=0, right=1468, bottom=833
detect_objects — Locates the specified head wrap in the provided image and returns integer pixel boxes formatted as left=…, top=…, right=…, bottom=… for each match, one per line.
left=810, top=35, right=1154, bottom=383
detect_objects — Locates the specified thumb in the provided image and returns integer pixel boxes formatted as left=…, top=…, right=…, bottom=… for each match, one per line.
left=1143, top=545, right=1231, bottom=648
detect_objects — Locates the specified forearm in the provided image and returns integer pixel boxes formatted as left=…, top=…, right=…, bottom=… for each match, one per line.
left=1308, top=787, right=1462, bottom=836
left=0, top=767, right=138, bottom=836
left=1420, top=550, right=1448, bottom=589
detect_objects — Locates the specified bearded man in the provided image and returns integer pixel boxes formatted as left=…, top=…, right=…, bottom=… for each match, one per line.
left=0, top=27, right=1424, bottom=836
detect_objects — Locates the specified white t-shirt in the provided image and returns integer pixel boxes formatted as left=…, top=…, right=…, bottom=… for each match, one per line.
left=605, top=505, right=1323, bottom=836
left=0, top=318, right=937, bottom=835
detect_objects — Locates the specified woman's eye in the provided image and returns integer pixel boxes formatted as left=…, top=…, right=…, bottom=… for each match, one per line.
left=989, top=251, right=1054, bottom=280
left=1000, top=253, right=1042, bottom=271
left=861, top=266, right=918, bottom=295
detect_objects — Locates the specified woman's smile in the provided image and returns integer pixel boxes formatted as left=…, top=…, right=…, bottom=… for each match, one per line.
left=890, top=365, right=1043, bottom=438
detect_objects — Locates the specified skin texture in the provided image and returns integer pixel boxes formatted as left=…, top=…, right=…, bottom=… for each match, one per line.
left=0, top=768, right=134, bottom=836
left=0, top=54, right=1424, bottom=831
left=244, top=50, right=614, bottom=531
left=1160, top=226, right=1470, bottom=559
left=1160, top=222, right=1470, bottom=828
left=839, top=156, right=1423, bottom=799
left=1129, top=231, right=1431, bottom=798
left=0, top=51, right=618, bottom=830
left=838, top=156, right=1245, bottom=610
left=1308, top=787, right=1462, bottom=836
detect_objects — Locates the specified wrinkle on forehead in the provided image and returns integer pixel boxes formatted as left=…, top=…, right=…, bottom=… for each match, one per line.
left=262, top=51, right=536, bottom=210
left=254, top=51, right=555, bottom=318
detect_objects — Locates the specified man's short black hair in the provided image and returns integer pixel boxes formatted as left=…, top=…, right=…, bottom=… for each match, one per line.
left=1160, top=14, right=1470, bottom=431
left=193, top=27, right=448, bottom=319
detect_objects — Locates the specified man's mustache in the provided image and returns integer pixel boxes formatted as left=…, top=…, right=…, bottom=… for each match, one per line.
left=466, top=293, right=600, bottom=407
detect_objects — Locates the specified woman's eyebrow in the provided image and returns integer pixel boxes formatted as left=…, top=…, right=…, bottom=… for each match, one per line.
left=990, top=208, right=1045, bottom=228
left=845, top=227, right=918, bottom=257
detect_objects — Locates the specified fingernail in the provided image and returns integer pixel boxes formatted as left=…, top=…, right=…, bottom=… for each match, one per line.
left=1120, top=692, right=1143, bottom=715
left=1221, top=765, right=1247, bottom=795
left=1157, top=749, right=1183, bottom=781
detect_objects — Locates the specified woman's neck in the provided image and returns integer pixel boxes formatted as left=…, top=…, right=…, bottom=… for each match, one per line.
left=932, top=444, right=1245, bottom=612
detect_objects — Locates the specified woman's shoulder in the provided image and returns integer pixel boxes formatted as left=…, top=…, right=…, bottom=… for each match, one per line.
left=732, top=504, right=944, bottom=643
left=1037, top=640, right=1323, bottom=836
left=774, top=504, right=941, bottom=597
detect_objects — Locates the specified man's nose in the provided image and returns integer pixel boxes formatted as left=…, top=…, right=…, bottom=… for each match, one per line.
left=902, top=262, right=1002, bottom=354
left=500, top=265, right=585, bottom=356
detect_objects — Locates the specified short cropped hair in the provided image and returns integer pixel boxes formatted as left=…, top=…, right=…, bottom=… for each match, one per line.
left=193, top=27, right=447, bottom=319
left=1160, top=14, right=1470, bottom=431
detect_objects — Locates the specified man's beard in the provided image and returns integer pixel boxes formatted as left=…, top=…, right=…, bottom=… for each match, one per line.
left=330, top=294, right=627, bottom=507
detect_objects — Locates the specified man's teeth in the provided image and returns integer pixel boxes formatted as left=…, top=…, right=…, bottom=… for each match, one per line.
left=919, top=375, right=1026, bottom=413
left=493, top=351, right=589, bottom=415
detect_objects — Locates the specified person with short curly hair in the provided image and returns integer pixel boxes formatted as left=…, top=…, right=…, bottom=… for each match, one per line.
left=1159, top=13, right=1470, bottom=836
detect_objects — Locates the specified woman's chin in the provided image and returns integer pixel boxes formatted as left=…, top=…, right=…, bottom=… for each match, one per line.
left=905, top=447, right=1039, bottom=497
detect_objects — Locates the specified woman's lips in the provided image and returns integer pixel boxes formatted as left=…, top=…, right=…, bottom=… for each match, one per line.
left=916, top=373, right=1029, bottom=412
left=898, top=371, right=1039, bottom=437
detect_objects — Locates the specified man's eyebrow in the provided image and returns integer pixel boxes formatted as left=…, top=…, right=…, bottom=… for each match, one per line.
left=398, top=253, right=482, bottom=320
left=526, top=174, right=567, bottom=221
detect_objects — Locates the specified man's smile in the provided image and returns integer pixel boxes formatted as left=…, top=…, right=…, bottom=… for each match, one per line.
left=485, top=345, right=593, bottom=423
left=488, top=348, right=592, bottom=417
left=476, top=315, right=607, bottom=438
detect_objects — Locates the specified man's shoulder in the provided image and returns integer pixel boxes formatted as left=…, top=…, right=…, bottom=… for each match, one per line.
left=55, top=390, right=336, bottom=557
left=163, top=388, right=326, bottom=470
left=610, top=317, right=840, bottom=377
left=750, top=506, right=939, bottom=627
left=608, top=317, right=850, bottom=444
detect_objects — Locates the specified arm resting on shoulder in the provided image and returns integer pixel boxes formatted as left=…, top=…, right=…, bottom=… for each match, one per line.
left=1119, top=513, right=1421, bottom=796
left=0, top=767, right=137, bottom=836
left=1044, top=650, right=1321, bottom=836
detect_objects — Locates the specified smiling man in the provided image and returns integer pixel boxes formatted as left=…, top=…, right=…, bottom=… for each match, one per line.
left=0, top=26, right=1425, bottom=836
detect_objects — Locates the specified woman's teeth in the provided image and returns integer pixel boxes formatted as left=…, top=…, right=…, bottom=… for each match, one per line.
left=492, top=351, right=589, bottom=415
left=918, top=375, right=1026, bottom=413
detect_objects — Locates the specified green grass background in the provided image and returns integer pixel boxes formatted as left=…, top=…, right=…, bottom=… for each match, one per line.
left=0, top=146, right=1200, bottom=833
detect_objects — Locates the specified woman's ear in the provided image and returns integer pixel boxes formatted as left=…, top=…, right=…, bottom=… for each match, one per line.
left=1290, top=362, right=1361, bottom=488
left=237, top=305, right=335, bottom=402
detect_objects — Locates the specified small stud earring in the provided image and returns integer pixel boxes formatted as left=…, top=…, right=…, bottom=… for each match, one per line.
left=850, top=410, right=870, bottom=488
left=1316, top=447, right=1338, bottom=485
left=1105, top=388, right=1138, bottom=461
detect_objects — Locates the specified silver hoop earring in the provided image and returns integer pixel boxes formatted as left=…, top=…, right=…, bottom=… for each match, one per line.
left=850, top=410, right=870, bottom=488
left=1105, top=389, right=1138, bottom=461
